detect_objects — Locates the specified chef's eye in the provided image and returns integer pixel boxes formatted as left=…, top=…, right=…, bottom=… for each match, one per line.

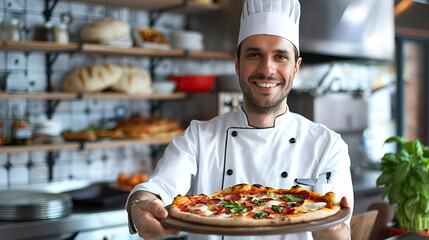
left=246, top=52, right=260, bottom=58
left=275, top=54, right=288, bottom=61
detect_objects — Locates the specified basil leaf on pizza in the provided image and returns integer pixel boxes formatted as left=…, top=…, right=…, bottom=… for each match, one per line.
left=169, top=184, right=341, bottom=227
left=253, top=212, right=269, bottom=219
left=282, top=194, right=303, bottom=201
left=271, top=205, right=283, bottom=212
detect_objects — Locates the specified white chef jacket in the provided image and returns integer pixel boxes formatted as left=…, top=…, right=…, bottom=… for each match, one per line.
left=129, top=106, right=354, bottom=240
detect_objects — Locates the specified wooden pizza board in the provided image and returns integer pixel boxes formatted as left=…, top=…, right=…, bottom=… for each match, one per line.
left=160, top=206, right=351, bottom=236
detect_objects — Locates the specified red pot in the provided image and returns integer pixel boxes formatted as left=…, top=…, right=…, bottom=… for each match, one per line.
left=387, top=223, right=429, bottom=236
left=168, top=75, right=215, bottom=92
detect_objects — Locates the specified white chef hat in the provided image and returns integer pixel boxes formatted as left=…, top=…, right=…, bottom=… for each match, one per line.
left=237, top=0, right=301, bottom=54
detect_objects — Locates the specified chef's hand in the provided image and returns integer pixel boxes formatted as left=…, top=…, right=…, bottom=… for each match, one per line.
left=312, top=197, right=350, bottom=240
left=127, top=191, right=180, bottom=240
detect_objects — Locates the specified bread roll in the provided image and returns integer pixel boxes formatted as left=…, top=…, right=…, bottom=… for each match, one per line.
left=111, top=66, right=153, bottom=94
left=80, top=17, right=130, bottom=42
left=63, top=64, right=123, bottom=92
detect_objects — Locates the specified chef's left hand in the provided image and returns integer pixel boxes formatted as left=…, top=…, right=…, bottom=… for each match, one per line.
left=312, top=197, right=350, bottom=240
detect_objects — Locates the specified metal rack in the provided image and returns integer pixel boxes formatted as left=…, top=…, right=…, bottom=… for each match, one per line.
left=0, top=0, right=228, bottom=186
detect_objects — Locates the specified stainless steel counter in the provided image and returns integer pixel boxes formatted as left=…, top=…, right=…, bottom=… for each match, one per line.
left=0, top=209, right=127, bottom=240
left=0, top=180, right=129, bottom=240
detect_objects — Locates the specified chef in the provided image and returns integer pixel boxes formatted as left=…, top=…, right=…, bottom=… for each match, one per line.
left=126, top=0, right=353, bottom=239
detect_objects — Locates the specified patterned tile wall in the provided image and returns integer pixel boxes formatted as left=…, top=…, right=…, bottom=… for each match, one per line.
left=0, top=0, right=236, bottom=187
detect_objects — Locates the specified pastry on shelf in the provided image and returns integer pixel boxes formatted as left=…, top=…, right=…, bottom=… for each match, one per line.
left=93, top=127, right=124, bottom=139
left=116, top=115, right=183, bottom=139
left=80, top=17, right=132, bottom=47
left=111, top=66, right=153, bottom=94
left=62, top=63, right=123, bottom=93
left=62, top=64, right=152, bottom=95
left=132, top=27, right=171, bottom=50
left=61, top=129, right=97, bottom=141
left=61, top=127, right=124, bottom=141
left=117, top=172, right=150, bottom=190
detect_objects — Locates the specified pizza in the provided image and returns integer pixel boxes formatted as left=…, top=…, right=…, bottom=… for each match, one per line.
left=169, top=184, right=340, bottom=227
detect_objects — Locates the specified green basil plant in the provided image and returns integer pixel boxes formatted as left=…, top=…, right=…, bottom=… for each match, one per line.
left=376, top=136, right=429, bottom=232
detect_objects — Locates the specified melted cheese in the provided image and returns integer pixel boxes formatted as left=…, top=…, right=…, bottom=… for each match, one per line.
left=295, top=201, right=326, bottom=212
left=187, top=204, right=208, bottom=213
left=253, top=200, right=284, bottom=212
left=200, top=209, right=214, bottom=216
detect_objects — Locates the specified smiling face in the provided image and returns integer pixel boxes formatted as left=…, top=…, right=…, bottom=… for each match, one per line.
left=235, top=34, right=301, bottom=115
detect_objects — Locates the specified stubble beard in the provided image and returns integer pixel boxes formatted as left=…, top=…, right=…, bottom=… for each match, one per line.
left=239, top=73, right=294, bottom=115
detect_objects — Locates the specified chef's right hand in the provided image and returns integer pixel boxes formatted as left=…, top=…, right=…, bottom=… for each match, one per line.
left=128, top=191, right=180, bottom=240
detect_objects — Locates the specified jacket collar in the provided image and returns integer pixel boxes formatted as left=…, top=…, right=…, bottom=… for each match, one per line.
left=237, top=105, right=291, bottom=128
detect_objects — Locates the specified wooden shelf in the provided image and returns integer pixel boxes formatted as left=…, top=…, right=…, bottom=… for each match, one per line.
left=169, top=1, right=222, bottom=14
left=188, top=50, right=233, bottom=59
left=0, top=41, right=232, bottom=59
left=0, top=92, right=187, bottom=100
left=85, top=138, right=173, bottom=149
left=0, top=143, right=80, bottom=154
left=81, top=43, right=185, bottom=57
left=0, top=137, right=173, bottom=154
left=0, top=41, right=78, bottom=52
left=67, top=0, right=221, bottom=14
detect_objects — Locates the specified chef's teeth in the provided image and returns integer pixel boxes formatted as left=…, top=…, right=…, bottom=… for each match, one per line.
left=256, top=82, right=277, bottom=88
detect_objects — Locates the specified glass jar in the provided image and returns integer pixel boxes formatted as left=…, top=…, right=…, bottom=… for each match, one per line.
left=2, top=18, right=20, bottom=41
left=12, top=112, right=32, bottom=146
left=33, top=22, right=54, bottom=42
left=54, top=23, right=69, bottom=44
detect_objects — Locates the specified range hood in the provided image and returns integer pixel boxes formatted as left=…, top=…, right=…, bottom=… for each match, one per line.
left=189, top=0, right=395, bottom=61
left=299, top=0, right=395, bottom=61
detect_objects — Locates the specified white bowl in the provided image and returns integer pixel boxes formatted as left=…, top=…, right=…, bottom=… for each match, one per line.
left=152, top=81, right=177, bottom=94
left=170, top=31, right=204, bottom=51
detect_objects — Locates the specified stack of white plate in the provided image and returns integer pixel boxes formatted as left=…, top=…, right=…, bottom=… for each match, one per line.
left=170, top=31, right=204, bottom=51
left=216, top=75, right=241, bottom=92
left=33, top=120, right=62, bottom=136
left=0, top=190, right=73, bottom=221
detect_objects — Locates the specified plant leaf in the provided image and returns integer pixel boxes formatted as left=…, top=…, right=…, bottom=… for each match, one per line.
left=381, top=186, right=390, bottom=201
left=402, top=185, right=416, bottom=198
left=415, top=165, right=428, bottom=183
left=418, top=182, right=429, bottom=199
left=424, top=146, right=429, bottom=158
left=404, top=198, right=418, bottom=220
left=382, top=153, right=398, bottom=164
left=377, top=171, right=394, bottom=186
left=397, top=149, right=411, bottom=162
left=402, top=139, right=423, bottom=157
left=384, top=136, right=405, bottom=145
left=394, top=162, right=410, bottom=184
left=388, top=185, right=401, bottom=204
left=408, top=174, right=418, bottom=187
left=420, top=197, right=429, bottom=213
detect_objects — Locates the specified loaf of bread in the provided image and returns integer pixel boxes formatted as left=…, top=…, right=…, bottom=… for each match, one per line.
left=80, top=17, right=130, bottom=42
left=111, top=66, right=153, bottom=94
left=63, top=64, right=123, bottom=92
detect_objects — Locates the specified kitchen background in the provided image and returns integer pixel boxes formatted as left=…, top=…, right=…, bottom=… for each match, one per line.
left=0, top=0, right=398, bottom=187
left=0, top=0, right=428, bottom=239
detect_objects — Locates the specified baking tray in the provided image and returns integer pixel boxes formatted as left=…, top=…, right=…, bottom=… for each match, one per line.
left=161, top=206, right=351, bottom=236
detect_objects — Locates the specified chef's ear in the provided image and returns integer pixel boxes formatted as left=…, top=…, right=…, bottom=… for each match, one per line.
left=294, top=57, right=302, bottom=76
left=234, top=51, right=240, bottom=75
